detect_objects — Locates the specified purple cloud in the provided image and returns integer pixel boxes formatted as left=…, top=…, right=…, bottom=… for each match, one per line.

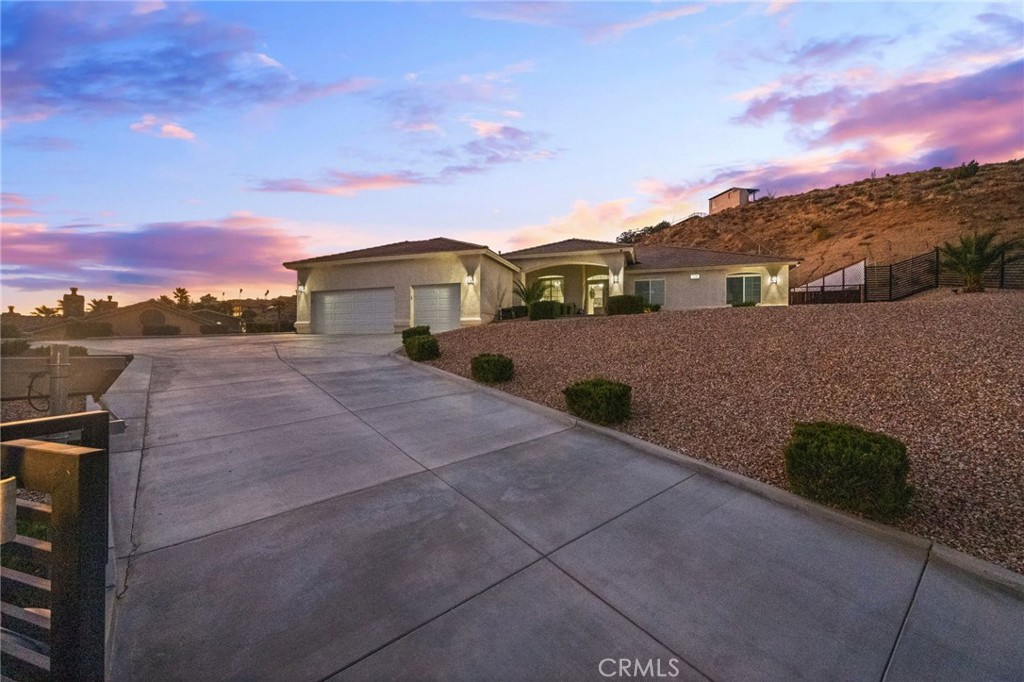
left=789, top=35, right=895, bottom=66
left=1, top=212, right=306, bottom=292
left=0, top=3, right=373, bottom=124
left=254, top=124, right=556, bottom=196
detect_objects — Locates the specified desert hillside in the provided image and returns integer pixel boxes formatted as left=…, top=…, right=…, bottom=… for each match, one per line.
left=639, top=160, right=1024, bottom=286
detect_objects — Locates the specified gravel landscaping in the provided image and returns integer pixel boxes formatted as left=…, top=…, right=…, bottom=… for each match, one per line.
left=428, top=289, right=1024, bottom=574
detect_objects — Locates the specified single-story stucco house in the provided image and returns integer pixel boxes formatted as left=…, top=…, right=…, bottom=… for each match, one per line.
left=284, top=237, right=799, bottom=334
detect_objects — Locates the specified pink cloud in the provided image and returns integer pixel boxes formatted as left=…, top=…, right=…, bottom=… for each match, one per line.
left=1, top=211, right=309, bottom=293
left=1, top=193, right=36, bottom=218
left=255, top=171, right=428, bottom=197
left=585, top=5, right=707, bottom=43
left=130, top=114, right=197, bottom=140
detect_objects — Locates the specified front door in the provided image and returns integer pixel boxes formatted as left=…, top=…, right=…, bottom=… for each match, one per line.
left=588, top=281, right=606, bottom=314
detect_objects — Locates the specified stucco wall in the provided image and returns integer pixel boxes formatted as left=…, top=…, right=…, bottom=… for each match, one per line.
left=626, top=264, right=790, bottom=309
left=709, top=189, right=752, bottom=215
left=294, top=253, right=516, bottom=333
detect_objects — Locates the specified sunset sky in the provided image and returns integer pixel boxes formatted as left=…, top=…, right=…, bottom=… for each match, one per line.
left=2, top=1, right=1022, bottom=312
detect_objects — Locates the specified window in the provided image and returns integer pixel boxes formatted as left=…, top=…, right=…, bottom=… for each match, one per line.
left=537, top=276, right=564, bottom=303
left=634, top=279, right=665, bottom=306
left=726, top=274, right=761, bottom=304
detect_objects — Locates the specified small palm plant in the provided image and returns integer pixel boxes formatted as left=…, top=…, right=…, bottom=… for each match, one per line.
left=513, top=279, right=551, bottom=313
left=939, top=230, right=1021, bottom=293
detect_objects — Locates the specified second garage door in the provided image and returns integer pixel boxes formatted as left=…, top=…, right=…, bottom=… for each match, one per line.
left=311, top=288, right=394, bottom=334
left=413, top=284, right=461, bottom=333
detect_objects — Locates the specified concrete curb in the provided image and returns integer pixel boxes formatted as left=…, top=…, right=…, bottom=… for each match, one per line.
left=394, top=350, right=1024, bottom=592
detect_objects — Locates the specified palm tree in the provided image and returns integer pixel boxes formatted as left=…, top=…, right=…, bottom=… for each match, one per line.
left=172, top=287, right=190, bottom=308
left=939, top=230, right=1021, bottom=293
left=513, top=279, right=551, bottom=311
left=157, top=295, right=174, bottom=306
left=88, top=298, right=104, bottom=314
left=32, top=305, right=59, bottom=317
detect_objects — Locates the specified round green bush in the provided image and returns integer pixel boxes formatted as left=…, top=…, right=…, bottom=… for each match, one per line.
left=471, top=353, right=514, bottom=383
left=563, top=378, right=631, bottom=425
left=402, top=325, right=431, bottom=341
left=784, top=421, right=913, bottom=522
left=404, top=334, right=440, bottom=361
left=606, top=295, right=645, bottom=316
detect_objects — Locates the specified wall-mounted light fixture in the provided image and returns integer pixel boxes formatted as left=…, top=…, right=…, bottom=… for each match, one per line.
left=769, top=275, right=780, bottom=285
left=296, top=284, right=307, bottom=294
left=466, top=274, right=475, bottom=286
left=612, top=274, right=619, bottom=285
left=690, top=273, right=701, bottom=280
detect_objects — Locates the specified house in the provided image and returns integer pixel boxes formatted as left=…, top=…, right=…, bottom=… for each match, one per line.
left=708, top=187, right=759, bottom=215
left=191, top=308, right=246, bottom=333
left=285, top=237, right=799, bottom=334
left=31, top=300, right=211, bottom=339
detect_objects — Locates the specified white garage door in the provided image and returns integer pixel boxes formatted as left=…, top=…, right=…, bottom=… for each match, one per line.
left=413, top=284, right=461, bottom=333
left=311, top=288, right=394, bottom=334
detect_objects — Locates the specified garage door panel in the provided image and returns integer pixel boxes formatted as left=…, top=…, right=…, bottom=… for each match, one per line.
left=413, top=284, right=461, bottom=333
left=312, top=288, right=394, bottom=334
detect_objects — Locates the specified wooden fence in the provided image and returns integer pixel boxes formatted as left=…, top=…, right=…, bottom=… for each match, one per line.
left=1, top=411, right=109, bottom=681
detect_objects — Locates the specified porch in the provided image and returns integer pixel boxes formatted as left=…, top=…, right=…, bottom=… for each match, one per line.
left=523, top=264, right=623, bottom=315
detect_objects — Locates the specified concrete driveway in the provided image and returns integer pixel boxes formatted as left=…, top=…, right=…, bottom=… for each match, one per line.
left=85, top=334, right=1023, bottom=681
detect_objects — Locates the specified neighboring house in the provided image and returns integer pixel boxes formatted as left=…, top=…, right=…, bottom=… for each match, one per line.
left=31, top=301, right=209, bottom=339
left=191, top=308, right=245, bottom=332
left=286, top=237, right=799, bottom=334
left=284, top=238, right=519, bottom=334
left=709, top=187, right=759, bottom=215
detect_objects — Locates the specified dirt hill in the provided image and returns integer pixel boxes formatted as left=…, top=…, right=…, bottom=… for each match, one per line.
left=638, top=160, right=1024, bottom=286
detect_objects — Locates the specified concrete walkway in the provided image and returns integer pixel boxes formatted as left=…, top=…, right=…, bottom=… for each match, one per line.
left=85, top=334, right=1023, bottom=681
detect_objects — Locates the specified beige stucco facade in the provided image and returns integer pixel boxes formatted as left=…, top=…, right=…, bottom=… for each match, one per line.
left=625, top=263, right=790, bottom=309
left=293, top=251, right=516, bottom=334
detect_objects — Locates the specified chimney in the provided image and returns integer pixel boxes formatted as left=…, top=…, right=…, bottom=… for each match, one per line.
left=7, top=306, right=13, bottom=314
left=63, top=287, right=85, bottom=318
left=105, top=295, right=118, bottom=311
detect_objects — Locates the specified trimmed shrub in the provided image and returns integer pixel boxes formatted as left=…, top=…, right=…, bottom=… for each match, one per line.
left=142, top=325, right=181, bottom=336
left=66, top=320, right=113, bottom=339
left=200, top=324, right=232, bottom=335
left=404, top=334, right=440, bottom=361
left=606, top=295, right=645, bottom=316
left=402, top=325, right=431, bottom=341
left=732, top=301, right=757, bottom=307
left=784, top=421, right=913, bottom=521
left=499, top=306, right=529, bottom=320
left=471, top=353, right=514, bottom=383
left=529, top=300, right=562, bottom=320
left=563, top=378, right=631, bottom=425
left=1, top=339, right=32, bottom=356
left=646, top=304, right=662, bottom=313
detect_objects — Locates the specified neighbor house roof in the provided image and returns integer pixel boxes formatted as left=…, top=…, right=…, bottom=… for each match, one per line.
left=628, top=245, right=799, bottom=271
left=283, top=237, right=493, bottom=268
left=502, top=238, right=634, bottom=259
left=29, top=301, right=209, bottom=335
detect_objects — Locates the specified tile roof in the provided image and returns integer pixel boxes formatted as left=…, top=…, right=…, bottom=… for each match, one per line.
left=283, top=237, right=489, bottom=268
left=502, top=238, right=629, bottom=258
left=629, top=245, right=800, bottom=270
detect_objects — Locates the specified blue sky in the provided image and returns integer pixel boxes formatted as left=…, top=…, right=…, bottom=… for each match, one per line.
left=2, top=1, right=1022, bottom=311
